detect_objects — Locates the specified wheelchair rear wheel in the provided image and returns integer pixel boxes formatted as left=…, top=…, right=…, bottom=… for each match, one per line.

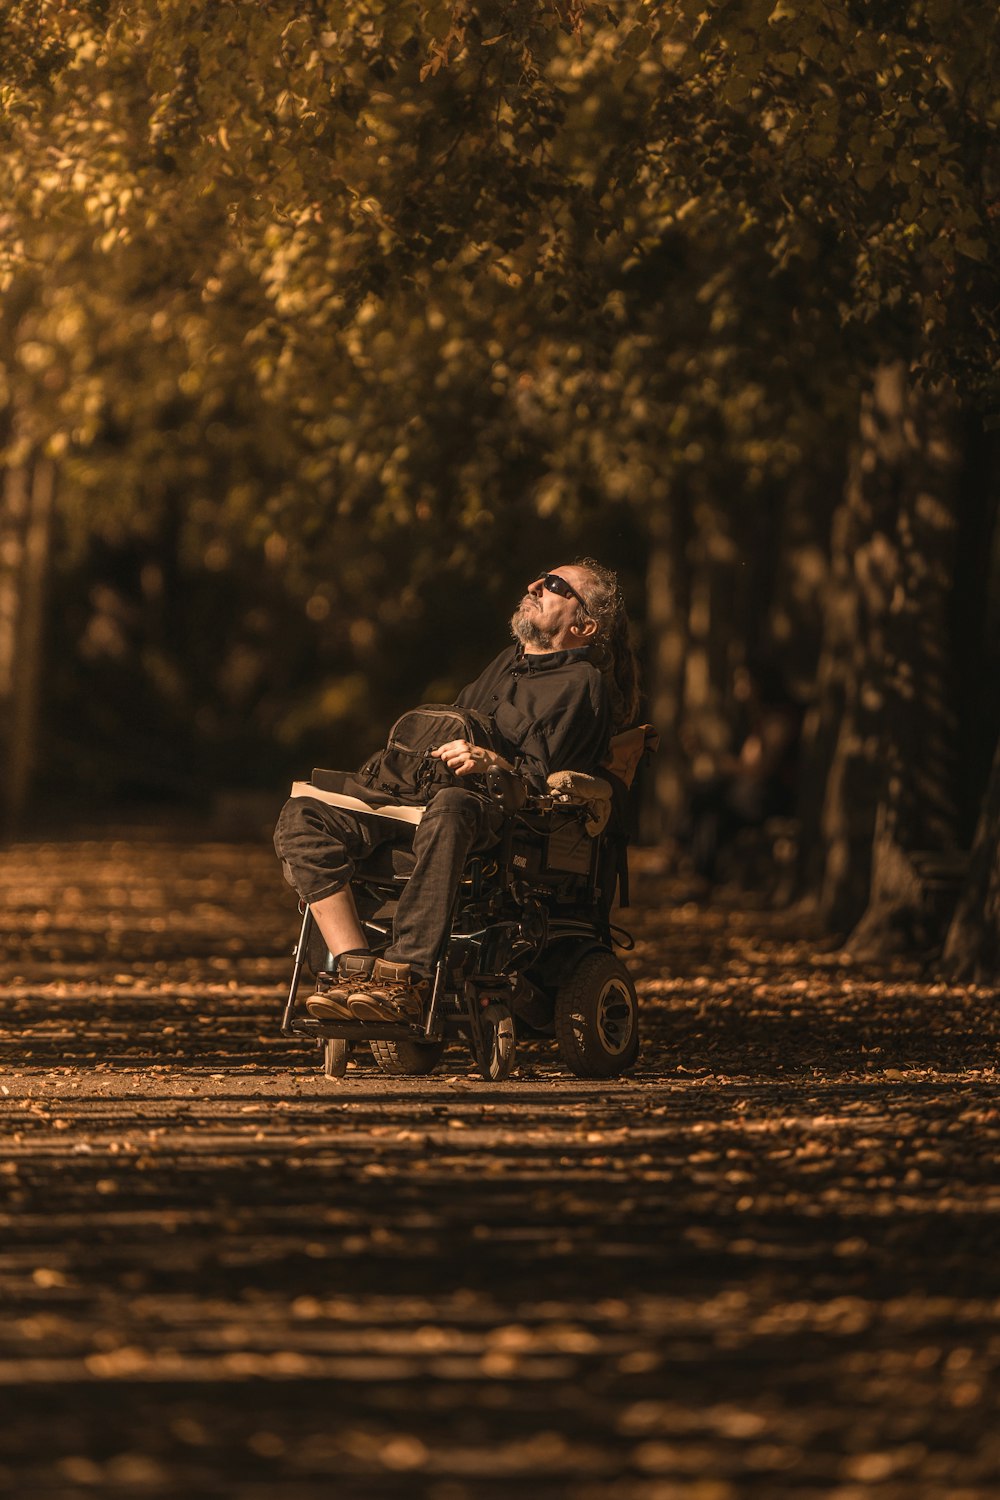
left=554, top=950, right=639, bottom=1078
left=370, top=1038, right=446, bottom=1075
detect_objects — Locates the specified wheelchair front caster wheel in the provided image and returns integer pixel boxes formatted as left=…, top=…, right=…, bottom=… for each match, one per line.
left=323, top=1038, right=349, bottom=1079
left=370, top=1038, right=445, bottom=1076
left=480, top=1002, right=516, bottom=1081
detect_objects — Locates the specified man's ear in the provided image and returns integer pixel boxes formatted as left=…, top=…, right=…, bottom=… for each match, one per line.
left=572, top=618, right=599, bottom=640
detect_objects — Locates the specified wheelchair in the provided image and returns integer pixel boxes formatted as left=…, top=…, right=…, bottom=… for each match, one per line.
left=280, top=732, right=655, bottom=1083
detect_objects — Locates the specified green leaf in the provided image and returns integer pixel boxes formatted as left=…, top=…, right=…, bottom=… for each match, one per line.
left=956, top=237, right=988, bottom=262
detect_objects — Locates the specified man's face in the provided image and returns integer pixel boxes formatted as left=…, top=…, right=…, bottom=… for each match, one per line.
left=511, top=565, right=595, bottom=653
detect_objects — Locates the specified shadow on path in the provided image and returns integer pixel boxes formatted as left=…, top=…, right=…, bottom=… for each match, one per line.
left=1, top=836, right=998, bottom=1497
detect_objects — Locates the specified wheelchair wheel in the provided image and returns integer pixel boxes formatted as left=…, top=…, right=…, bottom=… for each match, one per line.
left=323, top=1038, right=349, bottom=1079
left=554, top=950, right=639, bottom=1078
left=369, top=1038, right=446, bottom=1076
left=480, top=1002, right=516, bottom=1082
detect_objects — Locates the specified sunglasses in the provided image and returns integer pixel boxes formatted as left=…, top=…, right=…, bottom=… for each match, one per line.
left=538, top=572, right=590, bottom=613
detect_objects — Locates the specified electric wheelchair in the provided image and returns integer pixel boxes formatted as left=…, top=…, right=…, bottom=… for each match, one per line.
left=280, top=727, right=656, bottom=1082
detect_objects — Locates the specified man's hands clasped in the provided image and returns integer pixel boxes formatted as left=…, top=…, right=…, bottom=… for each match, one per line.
left=431, top=739, right=494, bottom=776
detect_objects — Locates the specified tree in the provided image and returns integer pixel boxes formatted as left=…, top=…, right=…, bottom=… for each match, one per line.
left=2, top=1, right=1000, bottom=975
left=944, top=737, right=1000, bottom=980
left=814, top=366, right=963, bottom=943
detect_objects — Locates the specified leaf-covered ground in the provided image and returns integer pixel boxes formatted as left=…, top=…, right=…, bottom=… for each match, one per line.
left=1, top=832, right=998, bottom=1498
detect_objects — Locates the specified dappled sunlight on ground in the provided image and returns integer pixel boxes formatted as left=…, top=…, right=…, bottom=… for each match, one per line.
left=1, top=835, right=998, bottom=1496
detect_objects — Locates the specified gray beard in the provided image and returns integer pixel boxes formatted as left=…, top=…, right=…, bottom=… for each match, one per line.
left=510, top=606, right=555, bottom=651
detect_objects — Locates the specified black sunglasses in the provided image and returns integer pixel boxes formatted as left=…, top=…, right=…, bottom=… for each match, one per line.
left=538, top=572, right=590, bottom=614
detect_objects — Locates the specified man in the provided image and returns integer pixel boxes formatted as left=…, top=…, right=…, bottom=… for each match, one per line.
left=274, top=559, right=634, bottom=1026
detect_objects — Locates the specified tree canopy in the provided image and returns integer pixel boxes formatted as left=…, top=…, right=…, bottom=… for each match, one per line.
left=4, top=1, right=997, bottom=536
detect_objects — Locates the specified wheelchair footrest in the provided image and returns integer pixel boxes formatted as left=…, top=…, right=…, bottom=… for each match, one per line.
left=290, top=1017, right=441, bottom=1043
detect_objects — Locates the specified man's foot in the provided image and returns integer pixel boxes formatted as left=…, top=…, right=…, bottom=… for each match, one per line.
left=347, top=958, right=428, bottom=1024
left=305, top=952, right=374, bottom=1020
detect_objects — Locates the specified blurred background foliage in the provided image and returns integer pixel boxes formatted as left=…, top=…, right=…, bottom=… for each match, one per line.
left=1, top=0, right=999, bottom=969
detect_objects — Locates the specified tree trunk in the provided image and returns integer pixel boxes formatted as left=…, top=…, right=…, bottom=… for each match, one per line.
left=0, top=449, right=56, bottom=837
left=948, top=413, right=1000, bottom=846
left=815, top=372, right=902, bottom=931
left=815, top=364, right=961, bottom=941
left=767, top=465, right=840, bottom=693
left=846, top=376, right=961, bottom=954
left=644, top=492, right=689, bottom=840
left=943, top=732, right=1000, bottom=981
left=795, top=467, right=855, bottom=902
left=683, top=492, right=739, bottom=786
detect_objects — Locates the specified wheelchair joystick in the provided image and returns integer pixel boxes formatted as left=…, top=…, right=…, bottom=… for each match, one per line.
left=485, top=765, right=527, bottom=812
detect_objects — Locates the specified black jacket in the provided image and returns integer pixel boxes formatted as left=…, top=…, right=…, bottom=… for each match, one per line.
left=456, top=645, right=612, bottom=791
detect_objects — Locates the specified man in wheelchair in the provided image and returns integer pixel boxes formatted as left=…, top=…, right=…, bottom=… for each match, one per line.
left=274, top=559, right=651, bottom=1078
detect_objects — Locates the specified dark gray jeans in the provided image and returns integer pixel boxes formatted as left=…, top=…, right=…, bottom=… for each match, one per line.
left=273, top=787, right=503, bottom=975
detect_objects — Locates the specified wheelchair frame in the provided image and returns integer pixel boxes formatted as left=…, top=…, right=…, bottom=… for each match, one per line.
left=280, top=778, right=639, bottom=1082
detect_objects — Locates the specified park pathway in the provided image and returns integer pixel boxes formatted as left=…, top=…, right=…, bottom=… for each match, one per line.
left=1, top=833, right=998, bottom=1497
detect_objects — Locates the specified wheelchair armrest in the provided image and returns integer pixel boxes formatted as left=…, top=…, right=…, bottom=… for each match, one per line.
left=311, top=768, right=352, bottom=793
left=545, top=770, right=613, bottom=836
left=601, top=723, right=659, bottom=789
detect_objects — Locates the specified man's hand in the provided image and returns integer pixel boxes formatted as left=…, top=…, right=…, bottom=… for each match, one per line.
left=432, top=739, right=492, bottom=776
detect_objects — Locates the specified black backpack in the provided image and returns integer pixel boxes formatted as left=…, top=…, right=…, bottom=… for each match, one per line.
left=357, top=703, right=497, bottom=805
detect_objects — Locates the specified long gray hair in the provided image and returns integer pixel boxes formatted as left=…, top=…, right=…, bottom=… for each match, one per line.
left=573, top=558, right=641, bottom=732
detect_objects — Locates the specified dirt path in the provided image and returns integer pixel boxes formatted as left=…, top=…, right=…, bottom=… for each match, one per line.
left=1, top=835, right=999, bottom=1497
